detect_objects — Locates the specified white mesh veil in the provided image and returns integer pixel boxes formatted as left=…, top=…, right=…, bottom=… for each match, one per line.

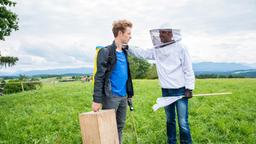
left=149, top=28, right=181, bottom=48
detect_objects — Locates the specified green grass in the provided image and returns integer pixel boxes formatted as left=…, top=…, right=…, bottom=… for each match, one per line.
left=0, top=79, right=255, bottom=144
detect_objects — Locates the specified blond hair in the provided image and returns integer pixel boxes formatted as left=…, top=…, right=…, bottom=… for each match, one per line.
left=112, top=19, right=133, bottom=37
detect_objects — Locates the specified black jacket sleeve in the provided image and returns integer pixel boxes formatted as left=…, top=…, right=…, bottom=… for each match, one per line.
left=93, top=48, right=109, bottom=103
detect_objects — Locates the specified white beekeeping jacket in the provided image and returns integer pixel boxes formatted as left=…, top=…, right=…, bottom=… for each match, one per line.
left=128, top=25, right=195, bottom=90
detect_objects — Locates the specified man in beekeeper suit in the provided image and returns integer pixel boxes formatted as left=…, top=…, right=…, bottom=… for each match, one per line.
left=127, top=24, right=195, bottom=144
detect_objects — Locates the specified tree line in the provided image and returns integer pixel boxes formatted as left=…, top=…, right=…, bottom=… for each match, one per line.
left=128, top=56, right=248, bottom=79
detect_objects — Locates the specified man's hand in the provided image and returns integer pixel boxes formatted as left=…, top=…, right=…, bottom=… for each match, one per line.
left=92, top=102, right=102, bottom=112
left=127, top=98, right=134, bottom=111
left=184, top=89, right=193, bottom=99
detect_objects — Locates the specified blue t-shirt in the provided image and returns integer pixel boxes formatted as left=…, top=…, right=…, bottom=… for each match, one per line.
left=110, top=50, right=128, bottom=97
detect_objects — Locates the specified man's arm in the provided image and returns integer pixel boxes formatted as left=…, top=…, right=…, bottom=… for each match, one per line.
left=181, top=46, right=195, bottom=98
left=128, top=46, right=155, bottom=60
left=92, top=48, right=109, bottom=111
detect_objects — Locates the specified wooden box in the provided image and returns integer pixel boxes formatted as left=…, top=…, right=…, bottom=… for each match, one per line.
left=79, top=109, right=119, bottom=144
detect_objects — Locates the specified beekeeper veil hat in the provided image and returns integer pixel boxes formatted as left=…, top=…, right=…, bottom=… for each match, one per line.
left=150, top=23, right=182, bottom=48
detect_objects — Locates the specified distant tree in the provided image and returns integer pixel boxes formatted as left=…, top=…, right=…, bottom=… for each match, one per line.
left=146, top=64, right=158, bottom=79
left=0, top=0, right=19, bottom=67
left=31, top=77, right=40, bottom=81
left=56, top=76, right=62, bottom=80
left=0, top=55, right=18, bottom=67
left=128, top=56, right=150, bottom=79
left=18, top=74, right=28, bottom=81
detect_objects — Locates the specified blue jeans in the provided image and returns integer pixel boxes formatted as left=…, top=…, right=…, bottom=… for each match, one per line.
left=162, top=87, right=192, bottom=144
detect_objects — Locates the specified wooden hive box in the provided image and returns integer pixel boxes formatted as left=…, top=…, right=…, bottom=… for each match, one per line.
left=79, top=109, right=119, bottom=144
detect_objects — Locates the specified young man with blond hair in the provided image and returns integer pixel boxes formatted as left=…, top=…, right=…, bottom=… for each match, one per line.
left=92, top=19, right=134, bottom=143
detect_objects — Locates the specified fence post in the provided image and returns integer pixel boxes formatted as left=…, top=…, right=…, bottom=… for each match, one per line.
left=21, top=81, right=24, bottom=92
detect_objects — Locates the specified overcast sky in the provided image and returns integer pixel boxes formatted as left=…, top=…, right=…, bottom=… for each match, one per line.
left=0, top=0, right=255, bottom=73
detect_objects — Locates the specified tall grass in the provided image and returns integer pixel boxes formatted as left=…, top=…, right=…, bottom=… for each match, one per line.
left=0, top=79, right=255, bottom=143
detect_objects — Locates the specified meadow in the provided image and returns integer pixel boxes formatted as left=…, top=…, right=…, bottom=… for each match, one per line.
left=0, top=79, right=255, bottom=144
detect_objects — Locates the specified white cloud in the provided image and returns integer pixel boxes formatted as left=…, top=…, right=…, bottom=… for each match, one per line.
left=0, top=0, right=255, bottom=73
left=183, top=31, right=256, bottom=63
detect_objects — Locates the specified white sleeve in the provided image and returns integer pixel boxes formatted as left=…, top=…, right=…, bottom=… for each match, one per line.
left=128, top=45, right=155, bottom=60
left=181, top=46, right=195, bottom=90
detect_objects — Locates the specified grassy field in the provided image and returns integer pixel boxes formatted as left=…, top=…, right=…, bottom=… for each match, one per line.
left=0, top=79, right=255, bottom=144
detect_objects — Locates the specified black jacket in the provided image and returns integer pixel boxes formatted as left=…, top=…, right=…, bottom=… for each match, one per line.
left=93, top=41, right=134, bottom=103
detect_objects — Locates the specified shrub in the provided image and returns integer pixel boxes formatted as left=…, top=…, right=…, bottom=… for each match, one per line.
left=3, top=80, right=42, bottom=95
